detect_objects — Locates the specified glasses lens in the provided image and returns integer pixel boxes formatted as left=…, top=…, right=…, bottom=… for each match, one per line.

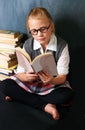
left=30, top=29, right=37, bottom=35
left=40, top=27, right=48, bottom=33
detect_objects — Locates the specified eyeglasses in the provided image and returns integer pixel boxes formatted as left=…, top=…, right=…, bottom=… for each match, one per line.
left=29, top=24, right=50, bottom=35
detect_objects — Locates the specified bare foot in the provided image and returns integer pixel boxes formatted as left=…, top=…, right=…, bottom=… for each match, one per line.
left=44, top=103, right=60, bottom=120
left=5, top=96, right=12, bottom=101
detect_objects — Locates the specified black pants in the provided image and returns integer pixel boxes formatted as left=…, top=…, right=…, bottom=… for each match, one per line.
left=0, top=79, right=74, bottom=110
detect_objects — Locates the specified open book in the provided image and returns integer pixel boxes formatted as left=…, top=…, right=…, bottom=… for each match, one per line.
left=15, top=47, right=57, bottom=76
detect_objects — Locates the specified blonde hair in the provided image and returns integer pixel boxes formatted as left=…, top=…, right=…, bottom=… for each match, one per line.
left=26, top=7, right=54, bottom=30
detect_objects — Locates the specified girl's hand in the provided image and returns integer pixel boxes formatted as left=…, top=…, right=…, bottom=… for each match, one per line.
left=25, top=70, right=38, bottom=82
left=37, top=71, right=54, bottom=85
left=16, top=70, right=38, bottom=82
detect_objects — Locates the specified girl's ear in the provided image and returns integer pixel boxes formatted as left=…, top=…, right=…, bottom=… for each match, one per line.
left=51, top=22, right=55, bottom=32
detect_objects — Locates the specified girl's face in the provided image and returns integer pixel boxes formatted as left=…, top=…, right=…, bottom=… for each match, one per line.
left=28, top=17, right=54, bottom=45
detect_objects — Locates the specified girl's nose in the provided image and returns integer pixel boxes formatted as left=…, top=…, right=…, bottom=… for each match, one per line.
left=37, top=30, right=43, bottom=36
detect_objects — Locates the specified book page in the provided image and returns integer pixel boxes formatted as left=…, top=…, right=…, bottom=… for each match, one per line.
left=31, top=52, right=57, bottom=76
left=16, top=49, right=32, bottom=72
left=16, top=47, right=31, bottom=62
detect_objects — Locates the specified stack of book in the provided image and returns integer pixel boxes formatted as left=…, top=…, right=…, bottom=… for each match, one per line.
left=0, top=30, right=23, bottom=80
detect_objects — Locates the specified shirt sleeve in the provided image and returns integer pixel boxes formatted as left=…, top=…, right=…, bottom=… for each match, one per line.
left=14, top=65, right=26, bottom=74
left=57, top=44, right=70, bottom=75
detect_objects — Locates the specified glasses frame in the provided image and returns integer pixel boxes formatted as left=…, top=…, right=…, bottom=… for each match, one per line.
left=29, top=24, right=51, bottom=35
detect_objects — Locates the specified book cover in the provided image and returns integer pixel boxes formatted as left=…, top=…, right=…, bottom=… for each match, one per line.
left=0, top=30, right=20, bottom=39
left=16, top=47, right=57, bottom=76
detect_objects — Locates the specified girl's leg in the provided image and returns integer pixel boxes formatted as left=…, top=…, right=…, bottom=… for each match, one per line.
left=0, top=79, right=74, bottom=120
left=0, top=79, right=46, bottom=109
left=40, top=87, right=74, bottom=105
left=40, top=87, right=74, bottom=120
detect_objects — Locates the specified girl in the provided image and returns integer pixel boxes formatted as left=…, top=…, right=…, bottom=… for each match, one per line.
left=0, top=7, right=74, bottom=120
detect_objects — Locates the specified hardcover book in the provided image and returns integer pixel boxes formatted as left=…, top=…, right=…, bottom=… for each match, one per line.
left=0, top=57, right=18, bottom=69
left=0, top=33, right=23, bottom=44
left=0, top=53, right=16, bottom=61
left=0, top=30, right=20, bottom=38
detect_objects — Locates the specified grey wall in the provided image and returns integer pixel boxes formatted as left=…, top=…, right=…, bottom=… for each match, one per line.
left=0, top=0, right=85, bottom=48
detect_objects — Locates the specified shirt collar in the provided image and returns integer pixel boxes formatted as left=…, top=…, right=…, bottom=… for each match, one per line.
left=33, top=33, right=57, bottom=52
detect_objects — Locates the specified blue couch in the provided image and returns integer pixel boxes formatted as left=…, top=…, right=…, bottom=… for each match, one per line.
left=0, top=0, right=85, bottom=130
